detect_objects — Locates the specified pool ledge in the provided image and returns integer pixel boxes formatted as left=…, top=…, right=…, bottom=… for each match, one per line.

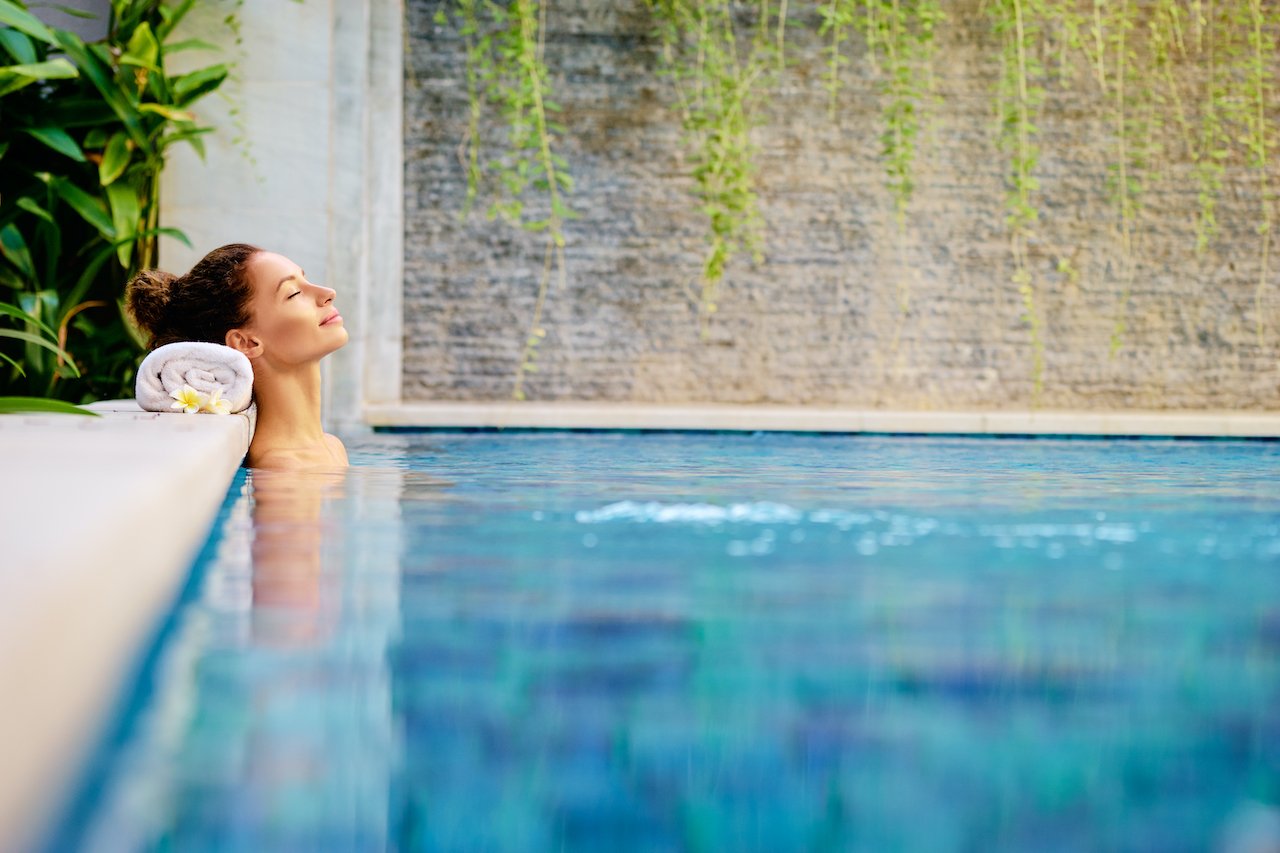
left=365, top=402, right=1280, bottom=438
left=0, top=402, right=251, bottom=852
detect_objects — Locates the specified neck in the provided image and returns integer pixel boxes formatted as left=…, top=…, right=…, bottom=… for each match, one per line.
left=251, top=359, right=326, bottom=444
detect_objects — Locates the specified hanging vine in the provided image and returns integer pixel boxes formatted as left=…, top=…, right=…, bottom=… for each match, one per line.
left=1243, top=0, right=1274, bottom=346
left=647, top=0, right=780, bottom=336
left=992, top=0, right=1048, bottom=399
left=818, top=0, right=854, bottom=116
left=819, top=0, right=940, bottom=386
left=1194, top=0, right=1232, bottom=254
left=1103, top=0, right=1143, bottom=355
left=422, top=0, right=1279, bottom=403
left=442, top=0, right=577, bottom=399
left=858, top=0, right=942, bottom=230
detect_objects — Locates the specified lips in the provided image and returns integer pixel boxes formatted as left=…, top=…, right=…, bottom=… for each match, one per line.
left=321, top=310, right=342, bottom=326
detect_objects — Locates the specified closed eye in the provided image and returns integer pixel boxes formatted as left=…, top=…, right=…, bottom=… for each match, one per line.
left=287, top=291, right=301, bottom=299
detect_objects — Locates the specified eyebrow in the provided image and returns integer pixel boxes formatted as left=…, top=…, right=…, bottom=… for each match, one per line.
left=275, top=271, right=304, bottom=292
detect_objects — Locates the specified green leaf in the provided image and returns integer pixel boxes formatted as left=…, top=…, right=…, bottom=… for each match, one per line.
left=0, top=396, right=98, bottom=416
left=0, top=330, right=79, bottom=373
left=50, top=4, right=98, bottom=19
left=50, top=178, right=115, bottom=239
left=0, top=140, right=8, bottom=162
left=54, top=31, right=152, bottom=156
left=155, top=0, right=197, bottom=40
left=106, top=182, right=140, bottom=267
left=163, top=125, right=210, bottom=159
left=0, top=224, right=35, bottom=280
left=16, top=196, right=55, bottom=225
left=0, top=57, right=78, bottom=93
left=0, top=0, right=58, bottom=46
left=0, top=351, right=25, bottom=377
left=138, top=102, right=194, bottom=121
left=0, top=264, right=22, bottom=289
left=98, top=132, right=130, bottom=185
left=551, top=195, right=578, bottom=220
left=0, top=27, right=36, bottom=63
left=59, top=226, right=191, bottom=319
left=18, top=291, right=56, bottom=325
left=20, top=126, right=86, bottom=162
left=83, top=127, right=108, bottom=149
left=117, top=295, right=147, bottom=349
left=1, top=57, right=78, bottom=80
left=164, top=37, right=219, bottom=53
left=0, top=301, right=57, bottom=339
left=121, top=21, right=159, bottom=71
left=171, top=63, right=228, bottom=106
left=41, top=97, right=116, bottom=128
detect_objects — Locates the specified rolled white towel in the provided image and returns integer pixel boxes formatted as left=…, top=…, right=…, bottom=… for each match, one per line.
left=135, top=341, right=254, bottom=414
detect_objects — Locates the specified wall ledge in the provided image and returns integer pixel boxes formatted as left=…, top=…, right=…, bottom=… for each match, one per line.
left=365, top=402, right=1280, bottom=438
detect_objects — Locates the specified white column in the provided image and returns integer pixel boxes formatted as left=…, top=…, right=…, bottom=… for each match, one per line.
left=158, top=0, right=405, bottom=430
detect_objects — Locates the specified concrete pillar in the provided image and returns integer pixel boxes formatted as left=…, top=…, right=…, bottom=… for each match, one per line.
left=158, top=0, right=403, bottom=430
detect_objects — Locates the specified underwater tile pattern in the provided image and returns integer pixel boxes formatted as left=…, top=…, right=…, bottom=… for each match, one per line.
left=56, top=434, right=1280, bottom=851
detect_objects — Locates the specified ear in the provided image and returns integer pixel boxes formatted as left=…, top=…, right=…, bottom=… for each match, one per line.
left=225, top=327, right=264, bottom=359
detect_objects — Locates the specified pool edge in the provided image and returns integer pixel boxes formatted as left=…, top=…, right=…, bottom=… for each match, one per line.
left=364, top=403, right=1280, bottom=438
left=0, top=405, right=251, bottom=853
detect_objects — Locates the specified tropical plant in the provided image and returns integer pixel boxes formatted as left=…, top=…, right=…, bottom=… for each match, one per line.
left=0, top=0, right=228, bottom=404
left=0, top=295, right=96, bottom=413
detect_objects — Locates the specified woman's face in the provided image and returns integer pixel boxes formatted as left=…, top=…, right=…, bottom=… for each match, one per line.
left=239, top=251, right=348, bottom=366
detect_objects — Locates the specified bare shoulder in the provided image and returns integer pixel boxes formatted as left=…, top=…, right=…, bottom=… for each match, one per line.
left=248, top=445, right=312, bottom=471
left=324, top=433, right=349, bottom=464
left=248, top=435, right=349, bottom=471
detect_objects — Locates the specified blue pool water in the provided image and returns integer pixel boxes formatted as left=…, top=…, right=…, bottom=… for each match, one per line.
left=54, top=433, right=1280, bottom=851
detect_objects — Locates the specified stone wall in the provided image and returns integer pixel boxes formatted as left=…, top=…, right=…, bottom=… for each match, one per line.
left=403, top=0, right=1280, bottom=409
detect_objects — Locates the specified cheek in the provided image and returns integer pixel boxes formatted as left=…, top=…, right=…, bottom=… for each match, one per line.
left=252, top=301, right=310, bottom=351
left=262, top=301, right=310, bottom=334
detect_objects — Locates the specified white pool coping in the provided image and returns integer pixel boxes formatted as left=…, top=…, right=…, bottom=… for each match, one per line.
left=0, top=402, right=251, bottom=853
left=365, top=402, right=1280, bottom=438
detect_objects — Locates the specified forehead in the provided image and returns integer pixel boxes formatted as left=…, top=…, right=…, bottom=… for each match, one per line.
left=247, top=251, right=302, bottom=286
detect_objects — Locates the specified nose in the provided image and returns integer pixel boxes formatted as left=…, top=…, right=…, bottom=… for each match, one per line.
left=311, top=282, right=336, bottom=304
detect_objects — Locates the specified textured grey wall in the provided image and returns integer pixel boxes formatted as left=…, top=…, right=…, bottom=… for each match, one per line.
left=403, top=0, right=1280, bottom=409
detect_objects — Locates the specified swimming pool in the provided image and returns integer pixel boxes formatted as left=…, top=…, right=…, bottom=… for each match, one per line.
left=51, top=432, right=1280, bottom=850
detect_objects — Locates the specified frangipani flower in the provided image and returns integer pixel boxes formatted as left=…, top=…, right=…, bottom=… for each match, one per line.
left=170, top=384, right=205, bottom=414
left=201, top=387, right=231, bottom=415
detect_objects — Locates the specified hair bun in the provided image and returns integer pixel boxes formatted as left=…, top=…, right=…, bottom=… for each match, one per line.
left=126, top=268, right=178, bottom=347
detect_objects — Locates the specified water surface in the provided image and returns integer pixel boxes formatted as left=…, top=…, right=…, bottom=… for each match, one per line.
left=59, top=433, right=1280, bottom=851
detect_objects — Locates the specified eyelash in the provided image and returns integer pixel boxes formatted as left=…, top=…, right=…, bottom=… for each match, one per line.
left=287, top=291, right=301, bottom=299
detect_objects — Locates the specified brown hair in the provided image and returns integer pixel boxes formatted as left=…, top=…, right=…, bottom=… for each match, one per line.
left=126, top=243, right=262, bottom=350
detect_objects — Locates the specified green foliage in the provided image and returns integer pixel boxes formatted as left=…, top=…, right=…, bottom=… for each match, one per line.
left=1193, top=1, right=1230, bottom=254
left=0, top=0, right=225, bottom=403
left=1242, top=0, right=1274, bottom=345
left=0, top=394, right=98, bottom=414
left=441, top=0, right=576, bottom=400
left=1044, top=0, right=1275, bottom=358
left=991, top=0, right=1047, bottom=399
left=432, top=0, right=1277, bottom=401
left=648, top=0, right=781, bottom=335
left=817, top=0, right=857, bottom=117
left=822, top=0, right=941, bottom=330
left=846, top=0, right=941, bottom=226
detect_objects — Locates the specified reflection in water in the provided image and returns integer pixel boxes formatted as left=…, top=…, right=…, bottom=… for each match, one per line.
left=249, top=469, right=346, bottom=644
left=68, top=465, right=412, bottom=851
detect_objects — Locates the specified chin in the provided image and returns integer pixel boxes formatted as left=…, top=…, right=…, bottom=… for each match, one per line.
left=323, top=327, right=350, bottom=353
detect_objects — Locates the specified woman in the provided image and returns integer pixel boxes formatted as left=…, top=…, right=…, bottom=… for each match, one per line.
left=127, top=243, right=350, bottom=470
